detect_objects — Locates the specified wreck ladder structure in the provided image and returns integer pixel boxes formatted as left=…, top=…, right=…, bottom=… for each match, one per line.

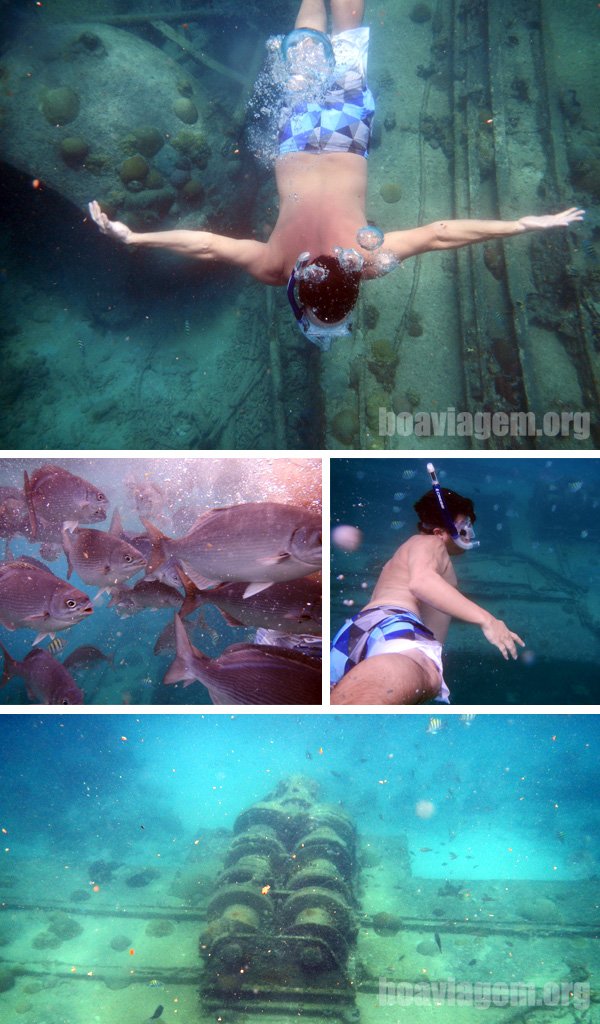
left=451, top=0, right=600, bottom=449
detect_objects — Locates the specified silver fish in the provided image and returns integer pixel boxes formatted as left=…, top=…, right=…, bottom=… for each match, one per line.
left=163, top=614, right=322, bottom=704
left=0, top=644, right=84, bottom=704
left=143, top=502, right=322, bottom=598
left=24, top=465, right=108, bottom=541
left=179, top=572, right=321, bottom=635
left=108, top=579, right=182, bottom=616
left=62, top=527, right=146, bottom=591
left=0, top=559, right=93, bottom=642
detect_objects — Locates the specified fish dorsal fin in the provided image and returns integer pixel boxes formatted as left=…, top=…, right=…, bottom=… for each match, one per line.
left=110, top=509, right=124, bottom=536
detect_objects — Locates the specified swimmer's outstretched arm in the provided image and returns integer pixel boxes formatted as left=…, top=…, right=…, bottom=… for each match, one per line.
left=383, top=206, right=585, bottom=260
left=88, top=201, right=276, bottom=282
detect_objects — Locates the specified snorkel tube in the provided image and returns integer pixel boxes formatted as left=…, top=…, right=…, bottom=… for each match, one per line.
left=426, top=463, right=479, bottom=551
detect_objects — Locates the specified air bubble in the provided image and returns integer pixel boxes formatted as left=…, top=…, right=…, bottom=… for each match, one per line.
left=357, top=224, right=384, bottom=251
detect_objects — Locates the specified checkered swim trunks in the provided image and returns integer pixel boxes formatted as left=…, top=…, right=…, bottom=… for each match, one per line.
left=330, top=605, right=450, bottom=703
left=278, top=26, right=375, bottom=158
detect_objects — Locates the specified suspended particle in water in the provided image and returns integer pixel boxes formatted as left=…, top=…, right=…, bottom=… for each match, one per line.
left=357, top=224, right=384, bottom=251
left=415, top=799, right=436, bottom=819
left=332, top=525, right=363, bottom=551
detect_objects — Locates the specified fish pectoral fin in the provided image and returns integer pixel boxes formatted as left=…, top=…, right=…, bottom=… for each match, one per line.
left=62, top=520, right=79, bottom=534
left=257, top=553, right=290, bottom=565
left=23, top=612, right=48, bottom=624
left=242, top=581, right=274, bottom=599
left=93, top=588, right=111, bottom=602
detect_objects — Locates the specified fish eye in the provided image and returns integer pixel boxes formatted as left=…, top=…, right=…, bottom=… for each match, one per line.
left=61, top=699, right=70, bottom=705
left=124, top=554, right=132, bottom=562
left=97, top=492, right=106, bottom=501
left=66, top=599, right=77, bottom=608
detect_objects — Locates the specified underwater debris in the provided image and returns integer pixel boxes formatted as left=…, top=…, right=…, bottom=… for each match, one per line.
left=372, top=911, right=402, bottom=936
left=145, top=919, right=175, bottom=938
left=126, top=867, right=161, bottom=888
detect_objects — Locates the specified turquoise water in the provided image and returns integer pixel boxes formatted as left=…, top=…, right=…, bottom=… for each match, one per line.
left=331, top=457, right=600, bottom=703
left=1, top=0, right=598, bottom=450
left=0, top=713, right=597, bottom=1023
left=0, top=456, right=321, bottom=705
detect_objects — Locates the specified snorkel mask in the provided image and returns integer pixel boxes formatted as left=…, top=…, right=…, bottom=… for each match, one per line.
left=287, top=250, right=363, bottom=351
left=426, top=462, right=480, bottom=551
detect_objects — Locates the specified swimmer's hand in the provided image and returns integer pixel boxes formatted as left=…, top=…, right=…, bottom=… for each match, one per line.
left=518, top=207, right=585, bottom=231
left=480, top=616, right=525, bottom=660
left=88, top=200, right=132, bottom=244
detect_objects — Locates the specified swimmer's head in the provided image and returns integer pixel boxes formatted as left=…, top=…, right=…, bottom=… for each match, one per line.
left=414, top=488, right=476, bottom=536
left=297, top=254, right=361, bottom=324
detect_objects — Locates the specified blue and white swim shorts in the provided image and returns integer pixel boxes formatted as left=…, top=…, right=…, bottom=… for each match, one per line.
left=278, top=26, right=375, bottom=158
left=330, top=605, right=450, bottom=703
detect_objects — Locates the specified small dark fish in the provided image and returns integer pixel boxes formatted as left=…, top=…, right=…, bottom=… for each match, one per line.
left=63, top=645, right=113, bottom=670
left=62, top=526, right=146, bottom=591
left=420, top=847, right=433, bottom=853
left=468, top=958, right=477, bottom=966
left=556, top=830, right=566, bottom=843
left=163, top=614, right=322, bottom=704
left=24, top=465, right=108, bottom=541
left=0, top=559, right=93, bottom=642
left=147, top=1007, right=163, bottom=1021
left=305, top=750, right=313, bottom=760
left=481, top=895, right=496, bottom=903
left=0, top=644, right=84, bottom=704
left=449, top=852, right=458, bottom=860
left=434, top=931, right=442, bottom=953
left=47, top=637, right=65, bottom=656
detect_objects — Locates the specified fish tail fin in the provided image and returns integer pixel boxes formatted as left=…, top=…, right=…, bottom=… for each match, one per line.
left=23, top=470, right=38, bottom=541
left=163, top=614, right=206, bottom=687
left=141, top=518, right=167, bottom=574
left=0, top=642, right=18, bottom=687
left=176, top=565, right=200, bottom=619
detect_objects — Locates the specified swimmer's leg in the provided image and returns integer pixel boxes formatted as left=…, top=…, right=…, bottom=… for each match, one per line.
left=331, top=1, right=364, bottom=32
left=295, top=0, right=327, bottom=32
left=330, top=650, right=441, bottom=706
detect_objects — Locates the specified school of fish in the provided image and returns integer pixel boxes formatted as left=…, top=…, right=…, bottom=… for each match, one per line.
left=0, top=465, right=322, bottom=706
